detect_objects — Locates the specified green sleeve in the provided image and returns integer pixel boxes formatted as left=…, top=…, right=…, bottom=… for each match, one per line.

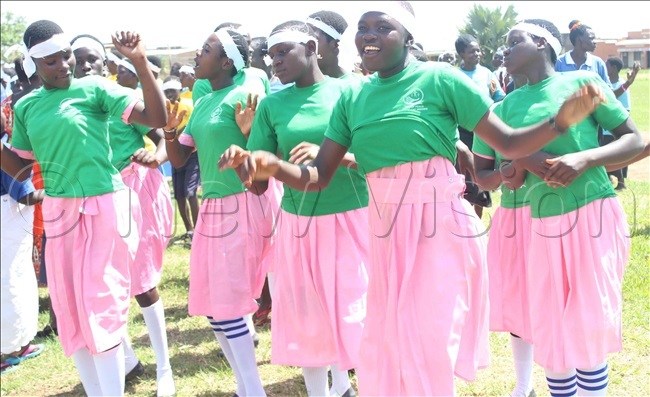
left=246, top=98, right=278, bottom=153
left=324, top=91, right=352, bottom=148
left=440, top=67, right=493, bottom=132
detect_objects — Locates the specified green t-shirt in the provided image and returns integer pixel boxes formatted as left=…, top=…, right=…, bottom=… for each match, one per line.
left=183, top=84, right=250, bottom=199
left=12, top=75, right=136, bottom=197
left=108, top=117, right=151, bottom=171
left=247, top=78, right=369, bottom=216
left=325, top=61, right=493, bottom=174
left=192, top=67, right=271, bottom=103
left=495, top=72, right=627, bottom=218
left=473, top=103, right=530, bottom=209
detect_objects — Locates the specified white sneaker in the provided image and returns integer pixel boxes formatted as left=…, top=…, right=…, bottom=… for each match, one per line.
left=157, top=368, right=176, bottom=397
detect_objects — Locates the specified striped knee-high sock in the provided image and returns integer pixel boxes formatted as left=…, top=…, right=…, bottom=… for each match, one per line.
left=209, top=316, right=266, bottom=396
left=545, top=368, right=577, bottom=397
left=576, top=363, right=608, bottom=396
left=209, top=316, right=245, bottom=397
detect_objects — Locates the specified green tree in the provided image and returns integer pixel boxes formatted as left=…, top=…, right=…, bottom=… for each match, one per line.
left=2, top=12, right=27, bottom=64
left=459, top=4, right=518, bottom=71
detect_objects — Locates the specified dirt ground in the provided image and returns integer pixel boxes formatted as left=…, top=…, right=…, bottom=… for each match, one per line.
left=626, top=131, right=649, bottom=182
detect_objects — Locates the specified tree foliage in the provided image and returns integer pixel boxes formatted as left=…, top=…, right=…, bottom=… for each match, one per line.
left=1, top=12, right=27, bottom=64
left=459, top=4, right=518, bottom=71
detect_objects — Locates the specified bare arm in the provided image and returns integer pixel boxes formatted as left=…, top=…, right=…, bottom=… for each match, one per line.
left=473, top=155, right=502, bottom=191
left=0, top=143, right=34, bottom=182
left=112, top=31, right=167, bottom=128
left=605, top=141, right=650, bottom=172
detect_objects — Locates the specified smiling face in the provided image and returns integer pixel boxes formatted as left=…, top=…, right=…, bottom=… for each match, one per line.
left=268, top=40, right=312, bottom=85
left=194, top=33, right=228, bottom=80
left=73, top=47, right=104, bottom=78
left=459, top=41, right=481, bottom=69
left=502, top=30, right=540, bottom=76
left=34, top=47, right=75, bottom=90
left=355, top=11, right=410, bottom=78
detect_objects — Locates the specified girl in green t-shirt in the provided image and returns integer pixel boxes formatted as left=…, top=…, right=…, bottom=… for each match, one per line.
left=244, top=20, right=369, bottom=397
left=492, top=19, right=643, bottom=396
left=71, top=33, right=176, bottom=396
left=1, top=20, right=167, bottom=397
left=163, top=28, right=271, bottom=397
left=219, top=3, right=616, bottom=396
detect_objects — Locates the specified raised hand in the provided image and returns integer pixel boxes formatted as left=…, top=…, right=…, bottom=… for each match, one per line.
left=555, top=83, right=607, bottom=132
left=131, top=148, right=161, bottom=169
left=288, top=141, right=319, bottom=165
left=543, top=153, right=589, bottom=187
left=235, top=93, right=259, bottom=138
left=164, top=99, right=187, bottom=131
left=625, top=61, right=641, bottom=87
left=111, top=31, right=145, bottom=61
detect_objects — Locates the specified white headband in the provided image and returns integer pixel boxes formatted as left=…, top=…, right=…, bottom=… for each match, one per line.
left=268, top=30, right=317, bottom=51
left=119, top=59, right=137, bottom=76
left=306, top=17, right=342, bottom=40
left=162, top=80, right=182, bottom=91
left=509, top=23, right=562, bottom=57
left=361, top=4, right=418, bottom=39
left=106, top=51, right=121, bottom=64
left=215, top=29, right=246, bottom=71
left=71, top=37, right=106, bottom=59
left=21, top=33, right=70, bottom=78
left=147, top=61, right=161, bottom=74
left=179, top=65, right=195, bottom=75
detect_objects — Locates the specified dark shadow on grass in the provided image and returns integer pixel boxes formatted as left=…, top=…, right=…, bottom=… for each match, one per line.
left=191, top=373, right=308, bottom=397
left=38, top=294, right=51, bottom=313
left=49, top=383, right=86, bottom=397
left=630, top=224, right=650, bottom=238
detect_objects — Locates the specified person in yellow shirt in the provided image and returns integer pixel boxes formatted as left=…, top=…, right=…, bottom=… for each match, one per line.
left=105, top=49, right=123, bottom=82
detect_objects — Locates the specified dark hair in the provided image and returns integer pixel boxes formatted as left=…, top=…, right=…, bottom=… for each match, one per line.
left=23, top=20, right=63, bottom=49
left=409, top=46, right=429, bottom=62
left=70, top=34, right=106, bottom=56
left=109, top=49, right=124, bottom=61
left=308, top=10, right=348, bottom=42
left=606, top=56, right=623, bottom=72
left=270, top=20, right=316, bottom=39
left=170, top=62, right=182, bottom=77
left=455, top=34, right=478, bottom=54
left=250, top=36, right=268, bottom=51
left=215, top=22, right=241, bottom=32
left=163, top=75, right=181, bottom=84
left=523, top=19, right=561, bottom=64
left=147, top=55, right=162, bottom=68
left=14, top=57, right=28, bottom=83
left=568, top=20, right=591, bottom=46
left=219, top=29, right=250, bottom=76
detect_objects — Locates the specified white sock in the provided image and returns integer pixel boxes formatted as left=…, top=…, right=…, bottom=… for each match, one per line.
left=141, top=299, right=172, bottom=373
left=93, top=343, right=126, bottom=396
left=122, top=334, right=139, bottom=374
left=510, top=335, right=534, bottom=397
left=219, top=317, right=266, bottom=396
left=545, top=368, right=577, bottom=397
left=329, top=364, right=351, bottom=396
left=576, top=363, right=609, bottom=396
left=209, top=317, right=246, bottom=397
left=302, top=366, right=329, bottom=396
left=244, top=312, right=257, bottom=338
left=73, top=348, right=102, bottom=396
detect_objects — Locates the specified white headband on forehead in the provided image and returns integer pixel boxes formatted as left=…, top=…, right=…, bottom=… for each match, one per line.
left=268, top=30, right=318, bottom=51
left=21, top=33, right=70, bottom=78
left=162, top=80, right=182, bottom=91
left=179, top=65, right=195, bottom=75
left=361, top=3, right=418, bottom=39
left=305, top=17, right=342, bottom=40
left=509, top=22, right=562, bottom=57
left=215, top=29, right=246, bottom=71
left=71, top=37, right=106, bottom=59
left=106, top=51, right=121, bottom=64
left=119, top=59, right=137, bottom=76
left=147, top=61, right=161, bottom=74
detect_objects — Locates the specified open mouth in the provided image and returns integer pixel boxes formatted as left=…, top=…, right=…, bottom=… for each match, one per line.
left=364, top=45, right=380, bottom=54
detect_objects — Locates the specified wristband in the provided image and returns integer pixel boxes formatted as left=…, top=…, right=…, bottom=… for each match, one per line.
left=163, top=128, right=177, bottom=142
left=621, top=84, right=628, bottom=92
left=548, top=115, right=568, bottom=135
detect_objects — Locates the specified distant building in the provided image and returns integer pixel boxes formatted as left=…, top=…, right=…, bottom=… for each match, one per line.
left=560, top=28, right=649, bottom=69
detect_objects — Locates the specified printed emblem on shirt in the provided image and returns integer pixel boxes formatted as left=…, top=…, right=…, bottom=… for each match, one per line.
left=56, top=98, right=83, bottom=118
left=402, top=88, right=426, bottom=111
left=210, top=106, right=223, bottom=123
left=555, top=90, right=573, bottom=104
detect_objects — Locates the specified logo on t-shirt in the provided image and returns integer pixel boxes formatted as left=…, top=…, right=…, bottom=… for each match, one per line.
left=210, top=106, right=223, bottom=123
left=56, top=98, right=83, bottom=118
left=402, top=88, right=426, bottom=111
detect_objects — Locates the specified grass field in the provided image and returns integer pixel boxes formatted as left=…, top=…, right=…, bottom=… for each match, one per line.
left=627, top=69, right=649, bottom=133
left=1, top=178, right=649, bottom=396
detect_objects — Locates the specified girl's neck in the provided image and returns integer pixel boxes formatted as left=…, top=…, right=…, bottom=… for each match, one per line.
left=321, top=62, right=346, bottom=79
left=525, top=62, right=556, bottom=86
left=295, top=63, right=326, bottom=88
left=209, top=73, right=235, bottom=91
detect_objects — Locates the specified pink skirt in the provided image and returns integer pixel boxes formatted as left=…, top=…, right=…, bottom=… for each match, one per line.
left=488, top=206, right=533, bottom=342
left=258, top=177, right=283, bottom=274
left=41, top=189, right=140, bottom=357
left=270, top=207, right=369, bottom=370
left=120, top=163, right=173, bottom=296
left=187, top=190, right=277, bottom=320
left=527, top=197, right=630, bottom=372
left=359, top=157, right=489, bottom=396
